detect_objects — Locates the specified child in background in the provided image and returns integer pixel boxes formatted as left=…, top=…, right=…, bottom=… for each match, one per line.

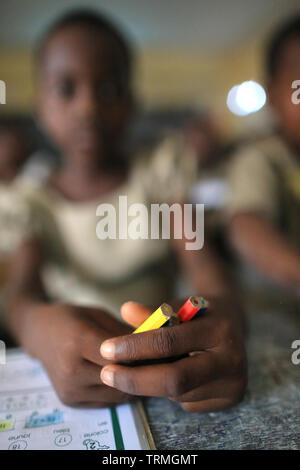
left=0, top=125, right=31, bottom=280
left=154, top=112, right=237, bottom=296
left=225, top=15, right=300, bottom=295
left=185, top=114, right=236, bottom=256
left=3, top=9, right=246, bottom=413
left=0, top=123, right=54, bottom=288
left=0, top=125, right=30, bottom=184
left=0, top=126, right=31, bottom=343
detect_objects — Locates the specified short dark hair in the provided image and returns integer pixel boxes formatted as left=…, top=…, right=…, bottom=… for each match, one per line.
left=266, top=14, right=300, bottom=79
left=36, top=8, right=134, bottom=84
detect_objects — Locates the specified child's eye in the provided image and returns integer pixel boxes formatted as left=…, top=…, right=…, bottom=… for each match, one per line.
left=56, top=80, right=75, bottom=99
left=97, top=82, right=122, bottom=103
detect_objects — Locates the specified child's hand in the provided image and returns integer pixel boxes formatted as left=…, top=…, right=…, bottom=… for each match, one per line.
left=100, top=300, right=247, bottom=413
left=24, top=303, right=132, bottom=408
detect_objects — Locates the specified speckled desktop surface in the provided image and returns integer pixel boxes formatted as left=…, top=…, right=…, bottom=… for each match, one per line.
left=145, top=307, right=300, bottom=450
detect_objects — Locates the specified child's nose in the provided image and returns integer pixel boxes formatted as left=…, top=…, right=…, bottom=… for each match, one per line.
left=75, top=88, right=100, bottom=121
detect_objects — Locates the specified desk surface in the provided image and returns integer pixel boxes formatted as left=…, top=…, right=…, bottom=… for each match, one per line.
left=145, top=307, right=300, bottom=450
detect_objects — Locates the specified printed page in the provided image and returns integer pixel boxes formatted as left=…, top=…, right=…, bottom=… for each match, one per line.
left=0, top=350, right=144, bottom=450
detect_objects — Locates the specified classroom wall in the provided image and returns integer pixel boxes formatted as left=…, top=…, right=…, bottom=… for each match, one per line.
left=0, top=36, right=264, bottom=134
left=0, top=8, right=283, bottom=140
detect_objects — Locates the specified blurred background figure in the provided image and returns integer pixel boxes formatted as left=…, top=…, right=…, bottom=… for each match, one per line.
left=0, top=121, right=52, bottom=270
left=0, top=124, right=31, bottom=285
left=224, top=15, right=300, bottom=302
left=0, top=125, right=30, bottom=184
left=0, top=124, right=31, bottom=343
left=1, top=1, right=299, bottom=140
left=185, top=112, right=234, bottom=215
left=0, top=0, right=299, bottom=306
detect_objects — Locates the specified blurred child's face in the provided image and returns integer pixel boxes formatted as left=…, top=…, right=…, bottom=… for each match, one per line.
left=37, top=25, right=131, bottom=163
left=0, top=131, right=28, bottom=183
left=268, top=35, right=300, bottom=151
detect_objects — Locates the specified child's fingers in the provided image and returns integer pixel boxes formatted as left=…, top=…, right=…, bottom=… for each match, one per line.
left=181, top=398, right=235, bottom=413
left=100, top=353, right=221, bottom=397
left=86, top=385, right=131, bottom=404
left=100, top=316, right=217, bottom=362
left=120, top=301, right=152, bottom=328
left=70, top=360, right=107, bottom=385
left=169, top=376, right=244, bottom=403
left=78, top=327, right=113, bottom=366
left=85, top=307, right=131, bottom=335
left=78, top=322, right=130, bottom=366
left=60, top=383, right=131, bottom=406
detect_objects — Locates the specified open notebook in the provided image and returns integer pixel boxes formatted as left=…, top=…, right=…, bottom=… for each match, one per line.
left=0, top=349, right=155, bottom=450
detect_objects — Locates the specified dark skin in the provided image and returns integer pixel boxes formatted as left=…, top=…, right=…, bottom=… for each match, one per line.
left=268, top=34, right=300, bottom=153
left=101, top=299, right=246, bottom=413
left=37, top=25, right=131, bottom=201
left=0, top=130, right=29, bottom=183
left=228, top=35, right=300, bottom=294
left=5, top=24, right=247, bottom=412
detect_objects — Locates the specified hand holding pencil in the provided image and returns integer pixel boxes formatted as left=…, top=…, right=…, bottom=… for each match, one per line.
left=100, top=297, right=247, bottom=413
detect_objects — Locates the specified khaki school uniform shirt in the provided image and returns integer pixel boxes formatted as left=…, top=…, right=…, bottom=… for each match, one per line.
left=5, top=137, right=197, bottom=318
left=225, top=133, right=300, bottom=248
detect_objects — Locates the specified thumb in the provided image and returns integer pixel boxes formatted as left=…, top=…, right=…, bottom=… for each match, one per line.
left=121, top=301, right=152, bottom=328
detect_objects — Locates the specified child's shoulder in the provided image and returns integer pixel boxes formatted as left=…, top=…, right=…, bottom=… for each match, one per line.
left=233, top=133, right=292, bottom=161
left=228, top=132, right=296, bottom=177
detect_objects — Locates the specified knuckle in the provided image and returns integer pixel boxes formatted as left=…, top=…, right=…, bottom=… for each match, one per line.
left=218, top=317, right=232, bottom=339
left=122, top=337, right=140, bottom=361
left=151, top=328, right=176, bottom=357
left=58, top=354, right=79, bottom=379
left=63, top=332, right=81, bottom=357
left=122, top=374, right=138, bottom=395
left=166, top=368, right=188, bottom=397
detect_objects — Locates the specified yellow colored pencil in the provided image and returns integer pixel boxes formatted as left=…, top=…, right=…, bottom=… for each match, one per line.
left=133, top=303, right=174, bottom=334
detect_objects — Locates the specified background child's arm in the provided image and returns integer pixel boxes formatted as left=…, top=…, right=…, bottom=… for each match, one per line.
left=169, top=202, right=245, bottom=326
left=227, top=212, right=300, bottom=293
left=173, top=235, right=237, bottom=297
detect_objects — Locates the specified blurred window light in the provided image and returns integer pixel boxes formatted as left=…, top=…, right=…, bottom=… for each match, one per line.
left=227, top=80, right=266, bottom=116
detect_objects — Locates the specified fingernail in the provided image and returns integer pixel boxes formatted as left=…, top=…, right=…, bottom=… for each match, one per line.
left=100, top=340, right=115, bottom=359
left=101, top=367, right=115, bottom=386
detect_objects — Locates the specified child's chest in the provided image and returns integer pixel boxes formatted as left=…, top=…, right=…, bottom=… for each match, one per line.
left=50, top=181, right=171, bottom=282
